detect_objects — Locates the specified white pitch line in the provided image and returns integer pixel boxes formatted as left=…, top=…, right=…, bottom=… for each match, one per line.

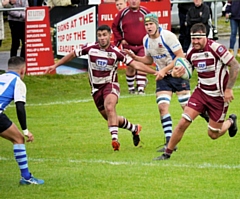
left=9, top=93, right=155, bottom=107
left=1, top=156, right=240, bottom=170
left=6, top=84, right=240, bottom=107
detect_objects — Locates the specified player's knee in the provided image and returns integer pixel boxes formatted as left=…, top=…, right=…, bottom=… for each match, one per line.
left=13, top=133, right=25, bottom=144
left=156, top=94, right=171, bottom=105
left=208, top=132, right=218, bottom=140
left=182, top=113, right=193, bottom=122
left=208, top=125, right=221, bottom=139
left=178, top=92, right=191, bottom=106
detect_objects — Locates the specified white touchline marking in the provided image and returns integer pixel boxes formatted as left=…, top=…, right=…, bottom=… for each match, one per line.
left=1, top=156, right=240, bottom=169
left=8, top=93, right=155, bottom=107
left=7, top=84, right=240, bottom=107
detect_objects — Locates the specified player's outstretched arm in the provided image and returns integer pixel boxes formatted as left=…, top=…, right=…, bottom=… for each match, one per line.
left=129, top=60, right=155, bottom=74
left=45, top=51, right=76, bottom=73
left=124, top=49, right=153, bottom=65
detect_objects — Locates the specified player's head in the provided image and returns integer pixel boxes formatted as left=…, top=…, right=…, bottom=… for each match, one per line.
left=144, top=13, right=159, bottom=37
left=8, top=56, right=26, bottom=79
left=190, top=23, right=207, bottom=50
left=96, top=25, right=111, bottom=49
left=128, top=0, right=140, bottom=10
left=115, top=0, right=127, bottom=11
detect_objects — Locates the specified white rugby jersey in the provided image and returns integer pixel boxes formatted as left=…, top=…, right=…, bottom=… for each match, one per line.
left=75, top=42, right=133, bottom=95
left=186, top=39, right=234, bottom=97
left=0, top=71, right=26, bottom=111
left=143, top=27, right=182, bottom=72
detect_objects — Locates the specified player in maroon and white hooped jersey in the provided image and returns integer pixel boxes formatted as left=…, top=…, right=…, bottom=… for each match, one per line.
left=46, top=25, right=161, bottom=151
left=155, top=23, right=240, bottom=161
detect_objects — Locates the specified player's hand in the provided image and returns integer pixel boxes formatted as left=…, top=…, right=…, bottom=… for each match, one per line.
left=155, top=71, right=166, bottom=80
left=45, top=65, right=56, bottom=74
left=124, top=49, right=136, bottom=59
left=121, top=39, right=128, bottom=45
left=171, top=66, right=185, bottom=77
left=25, top=131, right=34, bottom=142
left=224, top=88, right=234, bottom=103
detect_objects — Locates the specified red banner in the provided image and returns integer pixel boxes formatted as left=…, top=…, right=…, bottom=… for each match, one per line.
left=25, top=6, right=55, bottom=75
left=98, top=1, right=171, bottom=31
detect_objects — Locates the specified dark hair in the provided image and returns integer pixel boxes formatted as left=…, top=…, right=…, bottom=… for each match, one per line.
left=8, top=56, right=25, bottom=69
left=190, top=23, right=207, bottom=34
left=97, top=25, right=111, bottom=33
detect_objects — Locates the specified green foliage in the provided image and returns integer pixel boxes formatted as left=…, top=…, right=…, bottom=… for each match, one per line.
left=0, top=70, right=240, bottom=199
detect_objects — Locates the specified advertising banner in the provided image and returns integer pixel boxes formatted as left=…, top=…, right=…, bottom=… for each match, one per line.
left=25, top=6, right=55, bottom=75
left=56, top=6, right=97, bottom=59
left=98, top=2, right=171, bottom=31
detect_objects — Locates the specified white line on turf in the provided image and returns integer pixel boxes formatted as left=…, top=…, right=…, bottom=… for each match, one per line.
left=7, top=84, right=240, bottom=107
left=1, top=156, right=240, bottom=169
left=9, top=93, right=155, bottom=107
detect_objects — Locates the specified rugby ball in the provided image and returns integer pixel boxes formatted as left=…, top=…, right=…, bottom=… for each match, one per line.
left=174, top=57, right=192, bottom=80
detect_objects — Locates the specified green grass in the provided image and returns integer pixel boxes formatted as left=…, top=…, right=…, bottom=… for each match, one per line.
left=0, top=70, right=240, bottom=199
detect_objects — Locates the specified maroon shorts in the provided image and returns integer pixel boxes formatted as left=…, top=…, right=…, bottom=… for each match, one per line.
left=122, top=44, right=145, bottom=56
left=187, top=88, right=228, bottom=123
left=92, top=83, right=120, bottom=112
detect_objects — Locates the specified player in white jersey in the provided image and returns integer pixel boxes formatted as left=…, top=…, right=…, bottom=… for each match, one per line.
left=155, top=23, right=240, bottom=161
left=0, top=57, right=44, bottom=185
left=46, top=25, right=162, bottom=151
left=125, top=13, right=195, bottom=152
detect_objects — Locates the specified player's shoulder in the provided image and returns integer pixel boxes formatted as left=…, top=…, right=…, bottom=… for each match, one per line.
left=160, top=29, right=178, bottom=43
left=208, top=39, right=224, bottom=49
left=208, top=39, right=230, bottom=58
left=110, top=44, right=121, bottom=52
left=161, top=29, right=176, bottom=37
left=208, top=39, right=227, bottom=53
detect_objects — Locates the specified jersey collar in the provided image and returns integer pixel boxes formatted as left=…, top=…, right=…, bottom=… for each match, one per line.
left=7, top=71, right=20, bottom=77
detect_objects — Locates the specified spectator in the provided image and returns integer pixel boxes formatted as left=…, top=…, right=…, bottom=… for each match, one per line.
left=28, top=0, right=44, bottom=6
left=112, top=0, right=150, bottom=95
left=225, top=0, right=240, bottom=57
left=0, top=0, right=11, bottom=47
left=45, top=25, right=162, bottom=151
left=0, top=56, right=44, bottom=185
left=154, top=23, right=240, bottom=161
left=186, top=0, right=210, bottom=49
left=204, top=1, right=212, bottom=19
left=115, top=0, right=127, bottom=11
left=47, top=0, right=83, bottom=8
left=177, top=1, right=194, bottom=53
left=7, top=0, right=28, bottom=59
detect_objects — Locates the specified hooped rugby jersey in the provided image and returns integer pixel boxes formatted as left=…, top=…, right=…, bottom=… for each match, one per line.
left=75, top=42, right=133, bottom=95
left=186, top=39, right=234, bottom=97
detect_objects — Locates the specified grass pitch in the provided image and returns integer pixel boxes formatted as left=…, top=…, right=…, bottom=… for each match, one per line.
left=0, top=70, right=240, bottom=199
